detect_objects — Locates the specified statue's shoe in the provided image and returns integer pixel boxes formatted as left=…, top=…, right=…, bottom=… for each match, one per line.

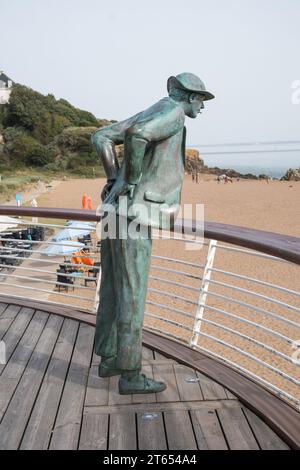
left=119, top=373, right=166, bottom=395
left=98, top=357, right=122, bottom=377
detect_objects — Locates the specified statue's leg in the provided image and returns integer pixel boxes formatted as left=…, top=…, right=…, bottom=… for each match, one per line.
left=112, top=218, right=166, bottom=393
left=95, top=214, right=165, bottom=392
left=113, top=229, right=152, bottom=372
left=116, top=233, right=152, bottom=370
left=94, top=235, right=117, bottom=360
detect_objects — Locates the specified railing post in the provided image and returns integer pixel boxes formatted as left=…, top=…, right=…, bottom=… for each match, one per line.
left=189, top=239, right=218, bottom=348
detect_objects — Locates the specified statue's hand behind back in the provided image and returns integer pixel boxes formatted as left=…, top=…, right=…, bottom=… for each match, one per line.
left=104, top=181, right=135, bottom=205
left=101, top=180, right=115, bottom=202
left=116, top=182, right=135, bottom=199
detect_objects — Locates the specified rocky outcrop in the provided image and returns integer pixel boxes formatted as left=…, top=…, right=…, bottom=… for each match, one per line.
left=183, top=148, right=258, bottom=179
left=203, top=166, right=258, bottom=179
left=185, top=148, right=204, bottom=174
left=281, top=168, right=300, bottom=181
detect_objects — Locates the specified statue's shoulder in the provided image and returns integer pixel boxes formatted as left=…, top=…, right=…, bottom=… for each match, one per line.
left=138, top=97, right=185, bottom=125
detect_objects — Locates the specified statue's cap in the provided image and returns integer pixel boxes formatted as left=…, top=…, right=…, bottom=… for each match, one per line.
left=167, top=73, right=215, bottom=101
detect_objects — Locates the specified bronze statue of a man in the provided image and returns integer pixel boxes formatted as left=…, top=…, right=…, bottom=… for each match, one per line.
left=92, top=73, right=214, bottom=395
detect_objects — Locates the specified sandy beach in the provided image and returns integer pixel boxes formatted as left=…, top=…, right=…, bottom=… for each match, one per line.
left=1, top=179, right=62, bottom=207
left=1, top=175, right=299, bottom=404
left=29, top=174, right=300, bottom=236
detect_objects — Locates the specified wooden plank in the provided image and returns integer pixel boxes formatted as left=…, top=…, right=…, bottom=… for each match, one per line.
left=85, top=365, right=109, bottom=407
left=144, top=359, right=177, bottom=365
left=0, top=313, right=63, bottom=450
left=49, top=323, right=95, bottom=450
left=109, top=413, right=137, bottom=450
left=132, top=365, right=157, bottom=405
left=143, top=331, right=209, bottom=364
left=137, top=411, right=167, bottom=450
left=243, top=407, right=290, bottom=450
left=0, top=304, right=22, bottom=341
left=191, top=409, right=228, bottom=449
left=225, top=389, right=238, bottom=400
left=153, top=350, right=173, bottom=362
left=174, top=364, right=203, bottom=401
left=142, top=346, right=154, bottom=362
left=91, top=351, right=101, bottom=365
left=20, top=318, right=79, bottom=450
left=217, top=407, right=260, bottom=450
left=0, top=306, right=35, bottom=375
left=84, top=399, right=240, bottom=416
left=0, top=295, right=96, bottom=327
left=79, top=413, right=109, bottom=450
left=196, top=371, right=228, bottom=400
left=143, top=330, right=299, bottom=449
left=0, top=310, right=49, bottom=421
left=0, top=303, right=9, bottom=317
left=164, top=411, right=197, bottom=450
left=0, top=304, right=20, bottom=340
left=153, top=364, right=180, bottom=403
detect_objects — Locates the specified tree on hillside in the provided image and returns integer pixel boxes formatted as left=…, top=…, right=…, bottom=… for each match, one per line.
left=0, top=84, right=116, bottom=171
left=2, top=85, right=99, bottom=144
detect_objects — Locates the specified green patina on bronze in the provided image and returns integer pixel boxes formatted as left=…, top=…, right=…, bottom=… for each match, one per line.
left=92, top=73, right=214, bottom=395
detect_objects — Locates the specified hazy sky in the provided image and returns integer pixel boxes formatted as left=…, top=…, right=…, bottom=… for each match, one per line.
left=1, top=0, right=300, bottom=165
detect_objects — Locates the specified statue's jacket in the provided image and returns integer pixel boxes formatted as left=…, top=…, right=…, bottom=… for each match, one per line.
left=93, top=97, right=186, bottom=229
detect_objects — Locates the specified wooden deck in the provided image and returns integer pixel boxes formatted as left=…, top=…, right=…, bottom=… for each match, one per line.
left=0, top=301, right=290, bottom=450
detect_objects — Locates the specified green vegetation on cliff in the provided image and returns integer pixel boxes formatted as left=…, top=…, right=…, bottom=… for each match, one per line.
left=0, top=84, right=114, bottom=175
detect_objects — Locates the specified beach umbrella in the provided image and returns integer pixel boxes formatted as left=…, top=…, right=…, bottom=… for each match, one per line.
left=0, top=215, right=23, bottom=233
left=65, top=220, right=96, bottom=228
left=41, top=240, right=85, bottom=256
left=52, top=226, right=92, bottom=242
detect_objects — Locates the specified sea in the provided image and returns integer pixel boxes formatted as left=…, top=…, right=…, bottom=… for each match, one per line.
left=191, top=141, right=300, bottom=178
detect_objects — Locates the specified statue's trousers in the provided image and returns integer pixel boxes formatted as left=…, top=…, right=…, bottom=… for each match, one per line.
left=94, top=215, right=152, bottom=371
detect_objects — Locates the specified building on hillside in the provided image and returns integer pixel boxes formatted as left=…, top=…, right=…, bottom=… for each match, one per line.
left=0, top=71, right=14, bottom=104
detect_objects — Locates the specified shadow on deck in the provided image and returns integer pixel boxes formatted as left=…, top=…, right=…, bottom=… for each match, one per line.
left=0, top=300, right=293, bottom=450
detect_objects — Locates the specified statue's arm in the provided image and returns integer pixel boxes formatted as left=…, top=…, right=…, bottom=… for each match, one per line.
left=91, top=113, right=141, bottom=181
left=92, top=134, right=120, bottom=182
left=124, top=107, right=185, bottom=185
left=91, top=126, right=122, bottom=182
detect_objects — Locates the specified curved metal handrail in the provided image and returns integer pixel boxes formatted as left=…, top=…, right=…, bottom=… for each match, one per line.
left=0, top=206, right=299, bottom=264
left=175, top=219, right=300, bottom=265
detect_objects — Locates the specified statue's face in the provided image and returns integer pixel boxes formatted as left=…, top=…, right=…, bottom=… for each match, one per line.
left=168, top=85, right=206, bottom=118
left=186, top=93, right=204, bottom=118
left=186, top=93, right=205, bottom=118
